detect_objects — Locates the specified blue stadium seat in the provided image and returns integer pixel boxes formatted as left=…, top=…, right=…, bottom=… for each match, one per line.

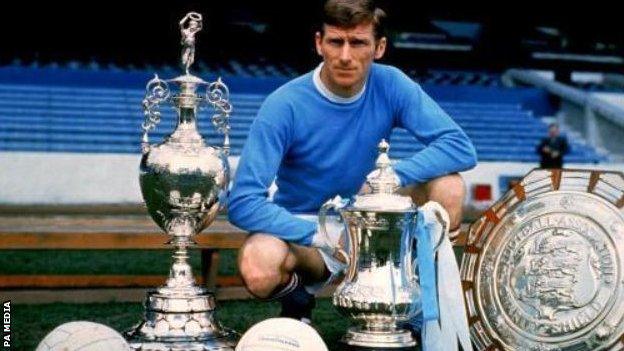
left=0, top=72, right=606, bottom=163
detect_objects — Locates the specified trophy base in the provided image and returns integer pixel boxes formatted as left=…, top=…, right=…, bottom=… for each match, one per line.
left=340, top=327, right=416, bottom=349
left=126, top=339, right=236, bottom=351
left=125, top=289, right=238, bottom=351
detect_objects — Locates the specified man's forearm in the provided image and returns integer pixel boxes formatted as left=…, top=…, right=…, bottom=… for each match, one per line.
left=393, top=133, right=477, bottom=187
left=228, top=194, right=317, bottom=246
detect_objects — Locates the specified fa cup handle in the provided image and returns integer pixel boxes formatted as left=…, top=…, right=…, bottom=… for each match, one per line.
left=318, top=195, right=350, bottom=265
left=140, top=75, right=170, bottom=154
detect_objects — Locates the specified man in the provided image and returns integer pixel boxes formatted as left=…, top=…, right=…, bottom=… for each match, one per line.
left=536, top=123, right=569, bottom=169
left=228, top=0, right=477, bottom=322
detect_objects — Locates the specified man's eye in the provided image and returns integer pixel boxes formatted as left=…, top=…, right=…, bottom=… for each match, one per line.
left=328, top=39, right=343, bottom=46
left=350, top=41, right=367, bottom=47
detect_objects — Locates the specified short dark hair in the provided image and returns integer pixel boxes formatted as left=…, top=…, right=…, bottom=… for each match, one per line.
left=549, top=123, right=559, bottom=129
left=321, top=0, right=387, bottom=39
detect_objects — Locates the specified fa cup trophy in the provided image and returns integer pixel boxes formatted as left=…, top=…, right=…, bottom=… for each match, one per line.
left=319, top=140, right=447, bottom=349
left=125, top=12, right=237, bottom=350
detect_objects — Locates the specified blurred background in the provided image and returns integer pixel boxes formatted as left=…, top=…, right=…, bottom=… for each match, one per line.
left=0, top=0, right=622, bottom=206
left=0, top=1, right=623, bottom=349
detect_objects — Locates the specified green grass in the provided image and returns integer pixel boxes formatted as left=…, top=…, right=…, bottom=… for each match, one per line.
left=13, top=299, right=356, bottom=351
left=0, top=247, right=460, bottom=276
left=0, top=249, right=238, bottom=275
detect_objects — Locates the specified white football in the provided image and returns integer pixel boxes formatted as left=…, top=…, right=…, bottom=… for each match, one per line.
left=236, top=318, right=328, bottom=351
left=36, top=321, right=130, bottom=351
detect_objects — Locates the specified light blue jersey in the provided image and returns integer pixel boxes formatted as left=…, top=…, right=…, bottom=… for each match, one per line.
left=228, top=63, right=477, bottom=245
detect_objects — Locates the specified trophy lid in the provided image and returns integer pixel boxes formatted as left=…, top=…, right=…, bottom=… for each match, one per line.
left=170, top=74, right=206, bottom=85
left=350, top=140, right=415, bottom=212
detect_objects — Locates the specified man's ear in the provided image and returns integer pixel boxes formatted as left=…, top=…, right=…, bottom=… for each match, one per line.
left=315, top=32, right=323, bottom=57
left=374, top=37, right=387, bottom=60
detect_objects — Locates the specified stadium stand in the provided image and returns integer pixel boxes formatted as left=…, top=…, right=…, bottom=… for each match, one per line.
left=0, top=63, right=606, bottom=163
left=506, top=69, right=623, bottom=161
left=570, top=81, right=624, bottom=92
left=408, top=69, right=502, bottom=87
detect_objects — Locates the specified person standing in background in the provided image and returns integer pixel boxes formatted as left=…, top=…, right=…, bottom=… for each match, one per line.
left=536, top=123, right=569, bottom=169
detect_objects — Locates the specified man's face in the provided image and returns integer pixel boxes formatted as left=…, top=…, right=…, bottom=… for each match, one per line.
left=315, top=22, right=386, bottom=93
left=549, top=125, right=559, bottom=137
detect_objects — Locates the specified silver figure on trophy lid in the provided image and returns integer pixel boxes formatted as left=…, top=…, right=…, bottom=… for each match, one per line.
left=180, top=12, right=202, bottom=75
left=125, top=11, right=236, bottom=351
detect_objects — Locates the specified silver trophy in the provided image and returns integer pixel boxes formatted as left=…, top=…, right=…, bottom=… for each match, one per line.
left=125, top=12, right=237, bottom=351
left=462, top=169, right=624, bottom=350
left=319, top=140, right=446, bottom=349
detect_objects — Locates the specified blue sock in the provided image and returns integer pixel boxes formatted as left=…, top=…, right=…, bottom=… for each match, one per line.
left=279, top=273, right=315, bottom=321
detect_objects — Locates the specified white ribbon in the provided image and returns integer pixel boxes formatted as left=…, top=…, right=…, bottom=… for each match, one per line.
left=420, top=201, right=473, bottom=351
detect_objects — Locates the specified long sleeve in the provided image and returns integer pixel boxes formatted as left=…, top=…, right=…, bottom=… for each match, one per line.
left=391, top=73, right=477, bottom=186
left=227, top=96, right=317, bottom=246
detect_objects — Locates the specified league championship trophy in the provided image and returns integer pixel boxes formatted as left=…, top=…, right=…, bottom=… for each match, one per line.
left=125, top=12, right=237, bottom=350
left=319, top=140, right=447, bottom=349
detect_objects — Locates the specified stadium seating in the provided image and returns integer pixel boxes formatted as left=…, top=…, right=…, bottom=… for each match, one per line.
left=390, top=102, right=604, bottom=162
left=409, top=70, right=502, bottom=87
left=0, top=64, right=606, bottom=163
left=570, top=81, right=624, bottom=92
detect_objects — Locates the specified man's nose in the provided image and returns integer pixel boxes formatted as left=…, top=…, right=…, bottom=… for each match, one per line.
left=339, top=44, right=352, bottom=63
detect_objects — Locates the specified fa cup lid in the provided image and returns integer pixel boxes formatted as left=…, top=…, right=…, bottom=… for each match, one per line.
left=350, top=140, right=415, bottom=212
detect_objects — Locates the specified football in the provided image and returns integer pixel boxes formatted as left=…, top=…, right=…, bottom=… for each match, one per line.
left=35, top=321, right=130, bottom=351
left=236, top=318, right=328, bottom=351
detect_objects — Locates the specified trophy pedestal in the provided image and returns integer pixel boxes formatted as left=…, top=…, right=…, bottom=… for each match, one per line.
left=125, top=289, right=237, bottom=351
left=341, top=327, right=416, bottom=350
left=125, top=233, right=237, bottom=350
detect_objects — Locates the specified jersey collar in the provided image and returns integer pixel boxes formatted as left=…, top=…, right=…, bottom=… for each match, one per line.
left=313, top=62, right=367, bottom=104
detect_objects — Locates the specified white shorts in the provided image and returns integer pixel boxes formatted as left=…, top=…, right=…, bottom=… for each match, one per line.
left=295, top=214, right=348, bottom=294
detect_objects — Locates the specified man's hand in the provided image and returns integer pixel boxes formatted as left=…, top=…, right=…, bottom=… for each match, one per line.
left=311, top=227, right=348, bottom=264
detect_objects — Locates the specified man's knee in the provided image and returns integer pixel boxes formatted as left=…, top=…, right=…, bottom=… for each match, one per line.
left=238, top=234, right=292, bottom=299
left=427, top=174, right=465, bottom=205
left=426, top=174, right=466, bottom=228
left=401, top=174, right=466, bottom=229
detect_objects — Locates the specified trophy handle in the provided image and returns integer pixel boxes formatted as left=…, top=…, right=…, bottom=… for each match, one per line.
left=318, top=196, right=350, bottom=265
left=141, top=75, right=170, bottom=154
left=206, top=78, right=232, bottom=156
